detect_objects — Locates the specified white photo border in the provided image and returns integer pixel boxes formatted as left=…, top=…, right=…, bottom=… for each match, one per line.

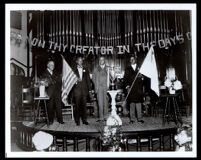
left=5, top=3, right=197, bottom=158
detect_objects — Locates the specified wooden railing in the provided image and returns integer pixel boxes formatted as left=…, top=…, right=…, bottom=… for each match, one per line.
left=15, top=122, right=177, bottom=152
left=123, top=128, right=177, bottom=151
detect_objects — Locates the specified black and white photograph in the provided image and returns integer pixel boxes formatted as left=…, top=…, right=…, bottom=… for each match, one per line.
left=5, top=3, right=197, bottom=158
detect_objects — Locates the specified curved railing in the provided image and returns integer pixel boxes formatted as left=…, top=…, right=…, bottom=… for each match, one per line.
left=10, top=58, right=33, bottom=76
left=15, top=122, right=177, bottom=152
left=11, top=58, right=32, bottom=69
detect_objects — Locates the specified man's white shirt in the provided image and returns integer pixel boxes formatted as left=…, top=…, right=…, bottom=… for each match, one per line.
left=131, top=64, right=137, bottom=71
left=77, top=66, right=83, bottom=80
left=47, top=68, right=53, bottom=75
left=100, top=64, right=105, bottom=69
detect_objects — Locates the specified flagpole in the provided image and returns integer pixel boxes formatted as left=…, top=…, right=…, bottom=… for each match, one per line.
left=123, top=68, right=142, bottom=104
left=123, top=46, right=154, bottom=104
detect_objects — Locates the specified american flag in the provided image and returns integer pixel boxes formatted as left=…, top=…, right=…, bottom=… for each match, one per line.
left=61, top=55, right=78, bottom=106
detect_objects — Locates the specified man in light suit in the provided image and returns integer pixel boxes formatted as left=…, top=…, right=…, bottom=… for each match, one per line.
left=92, top=56, right=110, bottom=122
left=72, top=56, right=92, bottom=126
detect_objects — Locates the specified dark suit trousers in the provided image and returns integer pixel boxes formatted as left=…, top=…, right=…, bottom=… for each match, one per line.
left=74, top=95, right=87, bottom=124
left=48, top=93, right=63, bottom=123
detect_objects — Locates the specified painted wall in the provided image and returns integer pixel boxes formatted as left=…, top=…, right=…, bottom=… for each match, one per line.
left=10, top=10, right=32, bottom=77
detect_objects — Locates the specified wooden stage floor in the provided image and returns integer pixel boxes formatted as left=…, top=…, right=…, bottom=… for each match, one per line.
left=23, top=116, right=177, bottom=133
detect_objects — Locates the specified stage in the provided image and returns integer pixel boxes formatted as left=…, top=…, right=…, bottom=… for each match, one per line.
left=23, top=116, right=177, bottom=133
left=15, top=116, right=179, bottom=151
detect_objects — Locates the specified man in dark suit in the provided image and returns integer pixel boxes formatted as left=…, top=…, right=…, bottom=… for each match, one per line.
left=123, top=55, right=144, bottom=124
left=72, top=56, right=92, bottom=126
left=42, top=60, right=64, bottom=124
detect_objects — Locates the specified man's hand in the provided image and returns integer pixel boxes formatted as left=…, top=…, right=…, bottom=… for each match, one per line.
left=91, top=90, right=95, bottom=94
left=138, top=73, right=144, bottom=80
left=126, top=85, right=130, bottom=92
left=122, top=100, right=127, bottom=108
left=44, top=82, right=49, bottom=87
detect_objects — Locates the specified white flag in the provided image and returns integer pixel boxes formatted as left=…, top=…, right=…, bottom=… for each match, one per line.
left=61, top=55, right=78, bottom=105
left=139, top=46, right=160, bottom=96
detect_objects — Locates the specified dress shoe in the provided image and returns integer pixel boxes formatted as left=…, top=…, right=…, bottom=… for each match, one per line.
left=137, top=120, right=144, bottom=123
left=129, top=120, right=135, bottom=124
left=75, top=121, right=80, bottom=126
left=83, top=121, right=89, bottom=125
left=59, top=121, right=64, bottom=124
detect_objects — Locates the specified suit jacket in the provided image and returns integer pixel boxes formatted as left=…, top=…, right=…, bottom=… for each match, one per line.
left=42, top=70, right=62, bottom=97
left=123, top=65, right=144, bottom=102
left=92, top=65, right=109, bottom=93
left=72, top=66, right=91, bottom=97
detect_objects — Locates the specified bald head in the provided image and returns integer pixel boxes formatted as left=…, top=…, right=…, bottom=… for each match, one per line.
left=47, top=60, right=55, bottom=71
left=99, top=56, right=105, bottom=66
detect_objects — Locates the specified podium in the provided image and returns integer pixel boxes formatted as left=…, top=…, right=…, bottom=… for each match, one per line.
left=34, top=96, right=50, bottom=125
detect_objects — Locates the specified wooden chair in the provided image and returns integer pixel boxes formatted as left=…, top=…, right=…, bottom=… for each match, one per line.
left=20, top=86, right=34, bottom=121
left=178, top=89, right=189, bottom=117
left=86, top=91, right=98, bottom=117
left=62, top=98, right=74, bottom=120
left=86, top=102, right=96, bottom=116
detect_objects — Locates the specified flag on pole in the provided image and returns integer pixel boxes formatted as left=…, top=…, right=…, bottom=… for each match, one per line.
left=61, top=55, right=78, bottom=105
left=139, top=46, right=160, bottom=96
